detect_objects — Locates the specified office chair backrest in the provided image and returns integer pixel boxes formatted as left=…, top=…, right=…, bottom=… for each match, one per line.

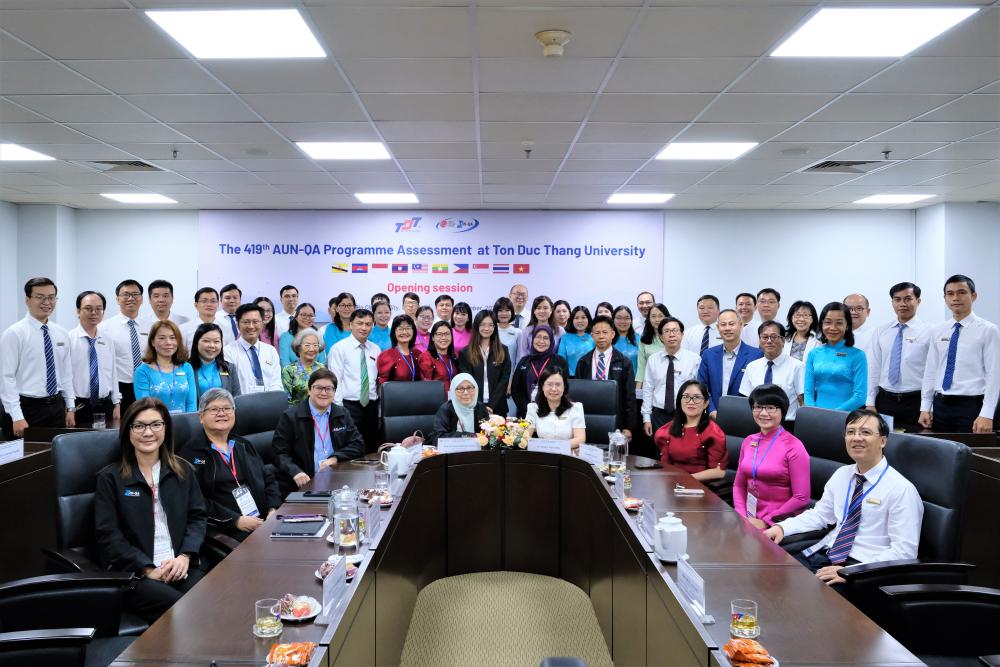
left=169, top=412, right=201, bottom=454
left=51, top=431, right=120, bottom=554
left=793, top=406, right=852, bottom=501
left=716, top=395, right=756, bottom=474
left=233, top=391, right=289, bottom=464
left=381, top=381, right=446, bottom=444
left=567, top=379, right=618, bottom=446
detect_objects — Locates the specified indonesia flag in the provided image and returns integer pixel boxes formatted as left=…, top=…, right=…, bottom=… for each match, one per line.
left=371, top=263, right=389, bottom=270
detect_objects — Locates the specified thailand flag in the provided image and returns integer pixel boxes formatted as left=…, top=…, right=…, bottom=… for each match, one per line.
left=493, top=264, right=510, bottom=274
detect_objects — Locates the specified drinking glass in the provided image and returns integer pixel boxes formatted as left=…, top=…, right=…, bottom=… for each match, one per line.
left=91, top=414, right=106, bottom=430
left=253, top=598, right=282, bottom=637
left=730, top=599, right=760, bottom=638
left=374, top=468, right=390, bottom=494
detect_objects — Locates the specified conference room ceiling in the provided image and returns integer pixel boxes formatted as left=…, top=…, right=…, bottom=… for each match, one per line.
left=0, top=0, right=997, bottom=211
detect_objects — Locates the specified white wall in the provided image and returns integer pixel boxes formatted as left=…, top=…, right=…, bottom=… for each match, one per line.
left=0, top=201, right=18, bottom=329
left=942, top=202, right=1000, bottom=324
left=16, top=204, right=78, bottom=326
left=915, top=204, right=947, bottom=322
left=661, top=209, right=918, bottom=328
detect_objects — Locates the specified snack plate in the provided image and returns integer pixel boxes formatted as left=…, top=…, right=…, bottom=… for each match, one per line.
left=271, top=596, right=321, bottom=622
left=623, top=497, right=643, bottom=512
left=725, top=651, right=778, bottom=666
left=326, top=532, right=365, bottom=546
left=314, top=556, right=359, bottom=582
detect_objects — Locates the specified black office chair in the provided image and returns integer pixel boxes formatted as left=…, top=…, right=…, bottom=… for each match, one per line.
left=715, top=395, right=756, bottom=497
left=380, top=381, right=446, bottom=444
left=567, top=379, right=618, bottom=447
left=233, top=390, right=289, bottom=465
left=170, top=411, right=201, bottom=454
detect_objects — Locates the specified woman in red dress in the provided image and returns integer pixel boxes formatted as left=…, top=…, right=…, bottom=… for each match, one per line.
left=376, top=315, right=421, bottom=385
left=653, top=379, right=728, bottom=481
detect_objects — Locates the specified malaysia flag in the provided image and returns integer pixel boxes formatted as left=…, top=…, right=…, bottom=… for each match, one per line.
left=411, top=263, right=428, bottom=273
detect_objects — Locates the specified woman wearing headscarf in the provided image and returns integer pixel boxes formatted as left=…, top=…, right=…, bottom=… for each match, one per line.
left=427, top=373, right=490, bottom=447
left=510, top=325, right=570, bottom=418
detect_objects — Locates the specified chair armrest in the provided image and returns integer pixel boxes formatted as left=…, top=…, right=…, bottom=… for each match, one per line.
left=841, top=560, right=975, bottom=583
left=980, top=654, right=1000, bottom=666
left=0, top=627, right=95, bottom=647
left=880, top=583, right=1000, bottom=600
left=777, top=527, right=832, bottom=554
left=41, top=548, right=104, bottom=574
left=0, top=572, right=134, bottom=596
left=205, top=529, right=240, bottom=553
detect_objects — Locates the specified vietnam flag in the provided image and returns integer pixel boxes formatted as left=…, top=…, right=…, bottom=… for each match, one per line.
left=514, top=264, right=530, bottom=274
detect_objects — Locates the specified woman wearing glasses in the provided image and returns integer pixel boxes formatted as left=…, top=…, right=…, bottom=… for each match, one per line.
left=94, top=398, right=206, bottom=623
left=525, top=367, right=586, bottom=451
left=652, top=380, right=727, bottom=481
left=428, top=373, right=490, bottom=447
left=732, top=385, right=810, bottom=530
left=377, top=315, right=422, bottom=384
left=189, top=323, right=241, bottom=401
left=281, top=327, right=326, bottom=406
left=278, top=303, right=325, bottom=367
left=417, top=321, right=458, bottom=394
left=181, top=388, right=281, bottom=541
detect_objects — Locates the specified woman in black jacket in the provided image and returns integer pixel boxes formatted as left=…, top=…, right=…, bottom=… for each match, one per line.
left=457, top=310, right=511, bottom=416
left=509, top=325, right=570, bottom=418
left=181, top=387, right=282, bottom=541
left=94, top=397, right=207, bottom=624
left=428, top=373, right=490, bottom=446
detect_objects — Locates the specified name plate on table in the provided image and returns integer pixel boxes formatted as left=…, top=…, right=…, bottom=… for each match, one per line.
left=318, top=556, right=348, bottom=624
left=614, top=470, right=625, bottom=499
left=365, top=502, right=381, bottom=542
left=578, top=444, right=604, bottom=466
left=0, top=439, right=24, bottom=465
left=410, top=445, right=424, bottom=466
left=527, top=439, right=572, bottom=456
left=437, top=438, right=481, bottom=454
left=638, top=502, right=656, bottom=545
left=676, top=556, right=714, bottom=624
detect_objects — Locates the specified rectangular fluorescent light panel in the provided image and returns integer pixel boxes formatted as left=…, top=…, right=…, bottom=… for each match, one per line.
left=854, top=194, right=935, bottom=205
left=297, top=142, right=390, bottom=160
left=0, top=143, right=55, bottom=161
left=656, top=142, right=757, bottom=160
left=354, top=193, right=419, bottom=204
left=146, top=9, right=325, bottom=58
left=607, top=193, right=675, bottom=204
left=101, top=193, right=178, bottom=204
left=772, top=8, right=979, bottom=57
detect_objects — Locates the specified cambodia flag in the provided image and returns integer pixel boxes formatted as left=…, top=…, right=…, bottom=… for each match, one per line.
left=352, top=264, right=368, bottom=273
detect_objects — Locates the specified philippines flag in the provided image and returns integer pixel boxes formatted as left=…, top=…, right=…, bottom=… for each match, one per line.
left=513, top=264, right=530, bottom=274
left=472, top=263, right=490, bottom=273
left=432, top=264, right=449, bottom=274
left=411, top=263, right=428, bottom=273
left=371, top=263, right=389, bottom=270
left=453, top=263, right=469, bottom=274
left=493, top=264, right=510, bottom=274
left=392, top=263, right=408, bottom=273
left=352, top=263, right=368, bottom=273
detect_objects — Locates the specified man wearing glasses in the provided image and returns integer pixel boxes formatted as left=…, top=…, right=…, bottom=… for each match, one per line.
left=180, top=287, right=221, bottom=350
left=99, top=279, right=150, bottom=412
left=509, top=284, right=529, bottom=328
left=68, top=290, right=121, bottom=427
left=843, top=293, right=875, bottom=355
left=740, top=321, right=805, bottom=425
left=1, top=277, right=76, bottom=439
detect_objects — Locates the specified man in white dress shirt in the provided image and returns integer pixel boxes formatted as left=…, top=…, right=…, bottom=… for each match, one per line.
left=642, top=317, right=701, bottom=436
left=218, top=283, right=242, bottom=345
left=766, top=410, right=923, bottom=592
left=919, top=274, right=1000, bottom=433
left=844, top=293, right=875, bottom=354
left=327, top=308, right=380, bottom=452
left=402, top=292, right=420, bottom=319
left=1, top=277, right=75, bottom=439
left=755, top=289, right=781, bottom=334
left=509, top=284, right=529, bottom=328
left=682, top=294, right=721, bottom=356
left=68, top=291, right=120, bottom=427
left=179, top=287, right=221, bottom=351
left=635, top=291, right=655, bottom=332
left=98, top=279, right=150, bottom=411
left=223, top=303, right=282, bottom=394
left=274, top=284, right=299, bottom=340
left=740, top=321, right=805, bottom=422
left=147, top=279, right=189, bottom=325
left=433, top=294, right=454, bottom=324
left=865, top=282, right=931, bottom=432
left=736, top=293, right=761, bottom=348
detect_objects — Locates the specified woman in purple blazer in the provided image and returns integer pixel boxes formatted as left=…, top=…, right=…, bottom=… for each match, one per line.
left=733, top=384, right=811, bottom=530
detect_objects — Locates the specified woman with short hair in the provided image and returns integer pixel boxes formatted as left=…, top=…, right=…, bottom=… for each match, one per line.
left=413, top=305, right=434, bottom=353
left=281, top=327, right=325, bottom=405
left=278, top=303, right=326, bottom=367
left=525, top=367, right=586, bottom=451
left=785, top=300, right=821, bottom=362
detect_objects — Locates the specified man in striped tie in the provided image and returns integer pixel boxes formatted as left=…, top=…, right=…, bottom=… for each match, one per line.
left=68, top=291, right=121, bottom=427
left=764, top=410, right=923, bottom=593
left=98, top=279, right=150, bottom=412
left=1, top=277, right=76, bottom=440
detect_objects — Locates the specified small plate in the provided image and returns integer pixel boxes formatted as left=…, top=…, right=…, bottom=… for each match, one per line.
left=623, top=497, right=643, bottom=512
left=315, top=557, right=359, bottom=582
left=271, top=596, right=321, bottom=622
left=326, top=532, right=365, bottom=546
left=604, top=475, right=616, bottom=483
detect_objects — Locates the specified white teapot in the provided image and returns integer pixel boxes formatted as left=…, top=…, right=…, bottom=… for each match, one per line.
left=380, top=443, right=411, bottom=478
left=654, top=512, right=687, bottom=562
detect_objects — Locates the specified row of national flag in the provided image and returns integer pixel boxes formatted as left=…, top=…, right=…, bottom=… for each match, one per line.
left=332, top=263, right=530, bottom=275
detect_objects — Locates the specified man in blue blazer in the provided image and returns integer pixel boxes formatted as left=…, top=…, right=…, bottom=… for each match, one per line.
left=697, top=309, right=764, bottom=417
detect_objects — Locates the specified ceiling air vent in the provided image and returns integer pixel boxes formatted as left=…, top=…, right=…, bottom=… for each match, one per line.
left=800, top=160, right=896, bottom=175
left=88, top=160, right=162, bottom=172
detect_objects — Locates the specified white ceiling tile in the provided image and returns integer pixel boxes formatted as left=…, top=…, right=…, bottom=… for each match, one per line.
left=643, top=158, right=735, bottom=173
left=125, top=94, right=258, bottom=123
left=920, top=95, right=1000, bottom=122
left=105, top=170, right=193, bottom=185
left=481, top=142, right=568, bottom=159
left=590, top=94, right=714, bottom=122
left=270, top=122, right=377, bottom=142
left=857, top=58, right=1000, bottom=95
left=1, top=122, right=94, bottom=143
left=258, top=171, right=337, bottom=185
left=9, top=94, right=151, bottom=122
left=310, top=159, right=399, bottom=173
left=0, top=99, right=49, bottom=123
left=919, top=143, right=1000, bottom=160
left=955, top=160, right=1000, bottom=175
left=682, top=184, right=762, bottom=196
left=627, top=172, right=708, bottom=187
left=483, top=184, right=549, bottom=194
left=0, top=60, right=104, bottom=94
left=230, top=158, right=321, bottom=172
left=68, top=123, right=190, bottom=143
left=361, top=94, right=473, bottom=121
left=113, top=143, right=218, bottom=160
left=0, top=10, right=184, bottom=59
left=480, top=122, right=580, bottom=142
left=43, top=170, right=120, bottom=186
left=389, top=142, right=476, bottom=159
left=776, top=122, right=899, bottom=143
left=275, top=184, right=349, bottom=195
left=577, top=122, right=685, bottom=142
left=169, top=123, right=285, bottom=144
left=68, top=60, right=226, bottom=94
left=480, top=94, right=593, bottom=122
left=377, top=121, right=476, bottom=142
left=21, top=143, right=130, bottom=160
left=836, top=143, right=948, bottom=161
left=569, top=143, right=661, bottom=159
left=415, top=183, right=482, bottom=194
left=192, top=172, right=268, bottom=187
left=874, top=122, right=1000, bottom=143
left=310, top=7, right=471, bottom=58
left=330, top=172, right=410, bottom=186
left=397, top=158, right=478, bottom=172
left=477, top=8, right=638, bottom=58
left=730, top=60, right=890, bottom=94
left=910, top=8, right=999, bottom=57
left=810, top=94, right=962, bottom=122
left=553, top=171, right=630, bottom=185
left=398, top=171, right=479, bottom=184
left=562, top=159, right=646, bottom=171
left=742, top=142, right=851, bottom=160
left=605, top=59, right=750, bottom=94
left=241, top=93, right=364, bottom=123
left=480, top=58, right=611, bottom=93
left=482, top=158, right=560, bottom=172
left=0, top=33, right=46, bottom=60
left=484, top=193, right=548, bottom=203
left=626, top=6, right=811, bottom=58
left=0, top=173, right=58, bottom=186
left=697, top=94, right=834, bottom=123
left=205, top=61, right=349, bottom=94
left=161, top=160, right=243, bottom=173
left=676, top=122, right=792, bottom=142
left=852, top=160, right=987, bottom=185
left=483, top=171, right=552, bottom=185
left=340, top=59, right=472, bottom=94
left=693, top=170, right=777, bottom=186
left=206, top=143, right=302, bottom=160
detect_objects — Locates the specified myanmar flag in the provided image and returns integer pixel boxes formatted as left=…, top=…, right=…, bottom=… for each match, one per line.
left=432, top=264, right=449, bottom=274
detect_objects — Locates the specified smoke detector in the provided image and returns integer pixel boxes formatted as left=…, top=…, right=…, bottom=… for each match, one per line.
left=535, top=29, right=571, bottom=57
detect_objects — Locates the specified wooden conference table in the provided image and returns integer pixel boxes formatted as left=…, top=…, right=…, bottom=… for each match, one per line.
left=115, top=451, right=921, bottom=667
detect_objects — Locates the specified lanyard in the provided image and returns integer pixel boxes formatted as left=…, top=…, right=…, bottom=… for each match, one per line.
left=443, top=356, right=454, bottom=380
left=841, top=463, right=890, bottom=523
left=750, top=428, right=783, bottom=482
left=312, top=414, right=331, bottom=458
left=530, top=357, right=550, bottom=382
left=398, top=348, right=416, bottom=380
left=211, top=439, right=239, bottom=480
left=154, top=362, right=177, bottom=407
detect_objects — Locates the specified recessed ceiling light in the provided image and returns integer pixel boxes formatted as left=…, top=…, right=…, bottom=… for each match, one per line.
left=607, top=193, right=675, bottom=204
left=101, top=193, right=178, bottom=204
left=772, top=7, right=979, bottom=58
left=655, top=143, right=758, bottom=160
left=297, top=142, right=391, bottom=160
left=354, top=193, right=419, bottom=204
left=854, top=194, right=935, bottom=205
left=146, top=9, right=325, bottom=59
left=0, top=144, right=55, bottom=161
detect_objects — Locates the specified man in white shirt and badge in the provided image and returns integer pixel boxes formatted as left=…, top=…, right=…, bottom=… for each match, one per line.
left=274, top=284, right=299, bottom=339
left=740, top=321, right=805, bottom=423
left=844, top=293, right=876, bottom=355
left=68, top=290, right=121, bottom=427
left=180, top=287, right=221, bottom=351
left=223, top=304, right=282, bottom=394
left=736, top=292, right=761, bottom=348
left=98, top=279, right=149, bottom=411
left=682, top=294, right=720, bottom=356
left=642, top=317, right=700, bottom=436
left=147, top=279, right=189, bottom=325
left=327, top=308, right=381, bottom=452
left=218, top=283, right=242, bottom=345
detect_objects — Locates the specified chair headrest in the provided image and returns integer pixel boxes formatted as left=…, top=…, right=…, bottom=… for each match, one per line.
left=234, top=391, right=290, bottom=435
left=381, top=381, right=446, bottom=416
left=52, top=431, right=120, bottom=496
left=567, top=379, right=618, bottom=417
left=716, top=395, right=756, bottom=439
left=886, top=433, right=970, bottom=509
left=794, top=406, right=853, bottom=463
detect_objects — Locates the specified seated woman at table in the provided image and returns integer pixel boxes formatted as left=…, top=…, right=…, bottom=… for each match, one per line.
left=94, top=398, right=206, bottom=624
left=180, top=388, right=281, bottom=541
left=190, top=323, right=241, bottom=401
left=525, top=367, right=586, bottom=452
left=281, top=327, right=325, bottom=405
left=271, top=368, right=366, bottom=497
left=733, top=385, right=810, bottom=530
left=278, top=303, right=325, bottom=367
left=134, top=320, right=197, bottom=414
left=653, top=379, right=727, bottom=481
left=428, top=373, right=490, bottom=447
left=510, top=325, right=570, bottom=418
left=377, top=314, right=422, bottom=384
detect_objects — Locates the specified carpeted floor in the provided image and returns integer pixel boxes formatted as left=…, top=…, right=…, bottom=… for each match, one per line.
left=400, top=570, right=614, bottom=667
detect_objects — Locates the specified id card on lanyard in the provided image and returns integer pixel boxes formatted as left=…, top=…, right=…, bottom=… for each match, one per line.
left=213, top=440, right=259, bottom=518
left=529, top=357, right=550, bottom=401
left=746, top=428, right=782, bottom=519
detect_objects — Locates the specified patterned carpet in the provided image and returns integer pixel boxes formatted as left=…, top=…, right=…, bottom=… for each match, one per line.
left=400, top=571, right=614, bottom=667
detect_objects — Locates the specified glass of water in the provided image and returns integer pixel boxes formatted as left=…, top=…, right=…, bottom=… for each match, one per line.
left=730, top=599, right=760, bottom=638
left=91, top=413, right=106, bottom=430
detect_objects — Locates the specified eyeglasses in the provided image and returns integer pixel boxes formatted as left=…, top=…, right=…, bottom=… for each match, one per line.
left=759, top=335, right=781, bottom=342
left=203, top=406, right=234, bottom=416
left=752, top=405, right=780, bottom=414
left=660, top=328, right=682, bottom=335
left=311, top=385, right=335, bottom=394
left=119, top=291, right=141, bottom=300
left=80, top=307, right=104, bottom=314
left=31, top=294, right=57, bottom=303
left=455, top=385, right=476, bottom=393
left=680, top=394, right=705, bottom=404
left=846, top=306, right=867, bottom=313
left=131, top=420, right=165, bottom=434
left=300, top=342, right=320, bottom=349
left=433, top=332, right=451, bottom=338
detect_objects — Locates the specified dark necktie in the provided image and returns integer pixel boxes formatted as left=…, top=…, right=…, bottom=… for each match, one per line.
left=86, top=336, right=100, bottom=403
left=764, top=360, right=774, bottom=385
left=942, top=322, right=961, bottom=390
left=664, top=355, right=675, bottom=414
left=41, top=324, right=58, bottom=396
left=514, top=314, right=523, bottom=328
left=248, top=344, right=264, bottom=386
left=229, top=314, right=239, bottom=339
left=596, top=351, right=607, bottom=380
left=127, top=320, right=142, bottom=369
left=700, top=326, right=710, bottom=354
left=827, top=473, right=866, bottom=564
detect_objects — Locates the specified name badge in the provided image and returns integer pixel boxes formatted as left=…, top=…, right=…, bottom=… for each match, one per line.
left=123, top=489, right=140, bottom=497
left=56, top=342, right=65, bottom=347
left=220, top=371, right=229, bottom=377
left=332, top=425, right=346, bottom=432
left=193, top=457, right=206, bottom=465
left=97, top=340, right=106, bottom=346
left=140, top=332, right=148, bottom=337
left=558, top=414, right=568, bottom=420
left=176, top=371, right=185, bottom=376
left=746, top=492, right=759, bottom=519
left=940, top=337, right=950, bottom=342
left=369, top=356, right=377, bottom=362
left=836, top=352, right=848, bottom=357
left=866, top=497, right=881, bottom=505
left=265, top=359, right=273, bottom=366
left=232, top=485, right=260, bottom=517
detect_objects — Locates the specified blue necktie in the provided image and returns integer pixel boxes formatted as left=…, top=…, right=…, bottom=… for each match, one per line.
left=248, top=344, right=264, bottom=386
left=127, top=320, right=142, bottom=369
left=942, top=322, right=961, bottom=391
left=596, top=351, right=607, bottom=380
left=86, top=337, right=100, bottom=403
left=700, top=326, right=710, bottom=354
left=827, top=473, right=866, bottom=564
left=764, top=360, right=774, bottom=385
left=888, top=323, right=906, bottom=387
left=229, top=314, right=238, bottom=339
left=41, top=324, right=58, bottom=396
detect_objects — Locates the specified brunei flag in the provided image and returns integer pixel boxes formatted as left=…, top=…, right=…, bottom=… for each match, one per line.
left=331, top=264, right=349, bottom=273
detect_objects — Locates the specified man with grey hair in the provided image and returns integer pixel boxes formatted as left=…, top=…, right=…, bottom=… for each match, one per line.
left=844, top=293, right=875, bottom=355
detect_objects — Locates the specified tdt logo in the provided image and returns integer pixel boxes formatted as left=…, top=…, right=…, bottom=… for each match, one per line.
left=395, top=217, right=421, bottom=232
left=437, top=217, right=480, bottom=233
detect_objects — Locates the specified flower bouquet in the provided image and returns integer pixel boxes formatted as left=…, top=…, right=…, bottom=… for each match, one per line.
left=477, top=414, right=533, bottom=450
